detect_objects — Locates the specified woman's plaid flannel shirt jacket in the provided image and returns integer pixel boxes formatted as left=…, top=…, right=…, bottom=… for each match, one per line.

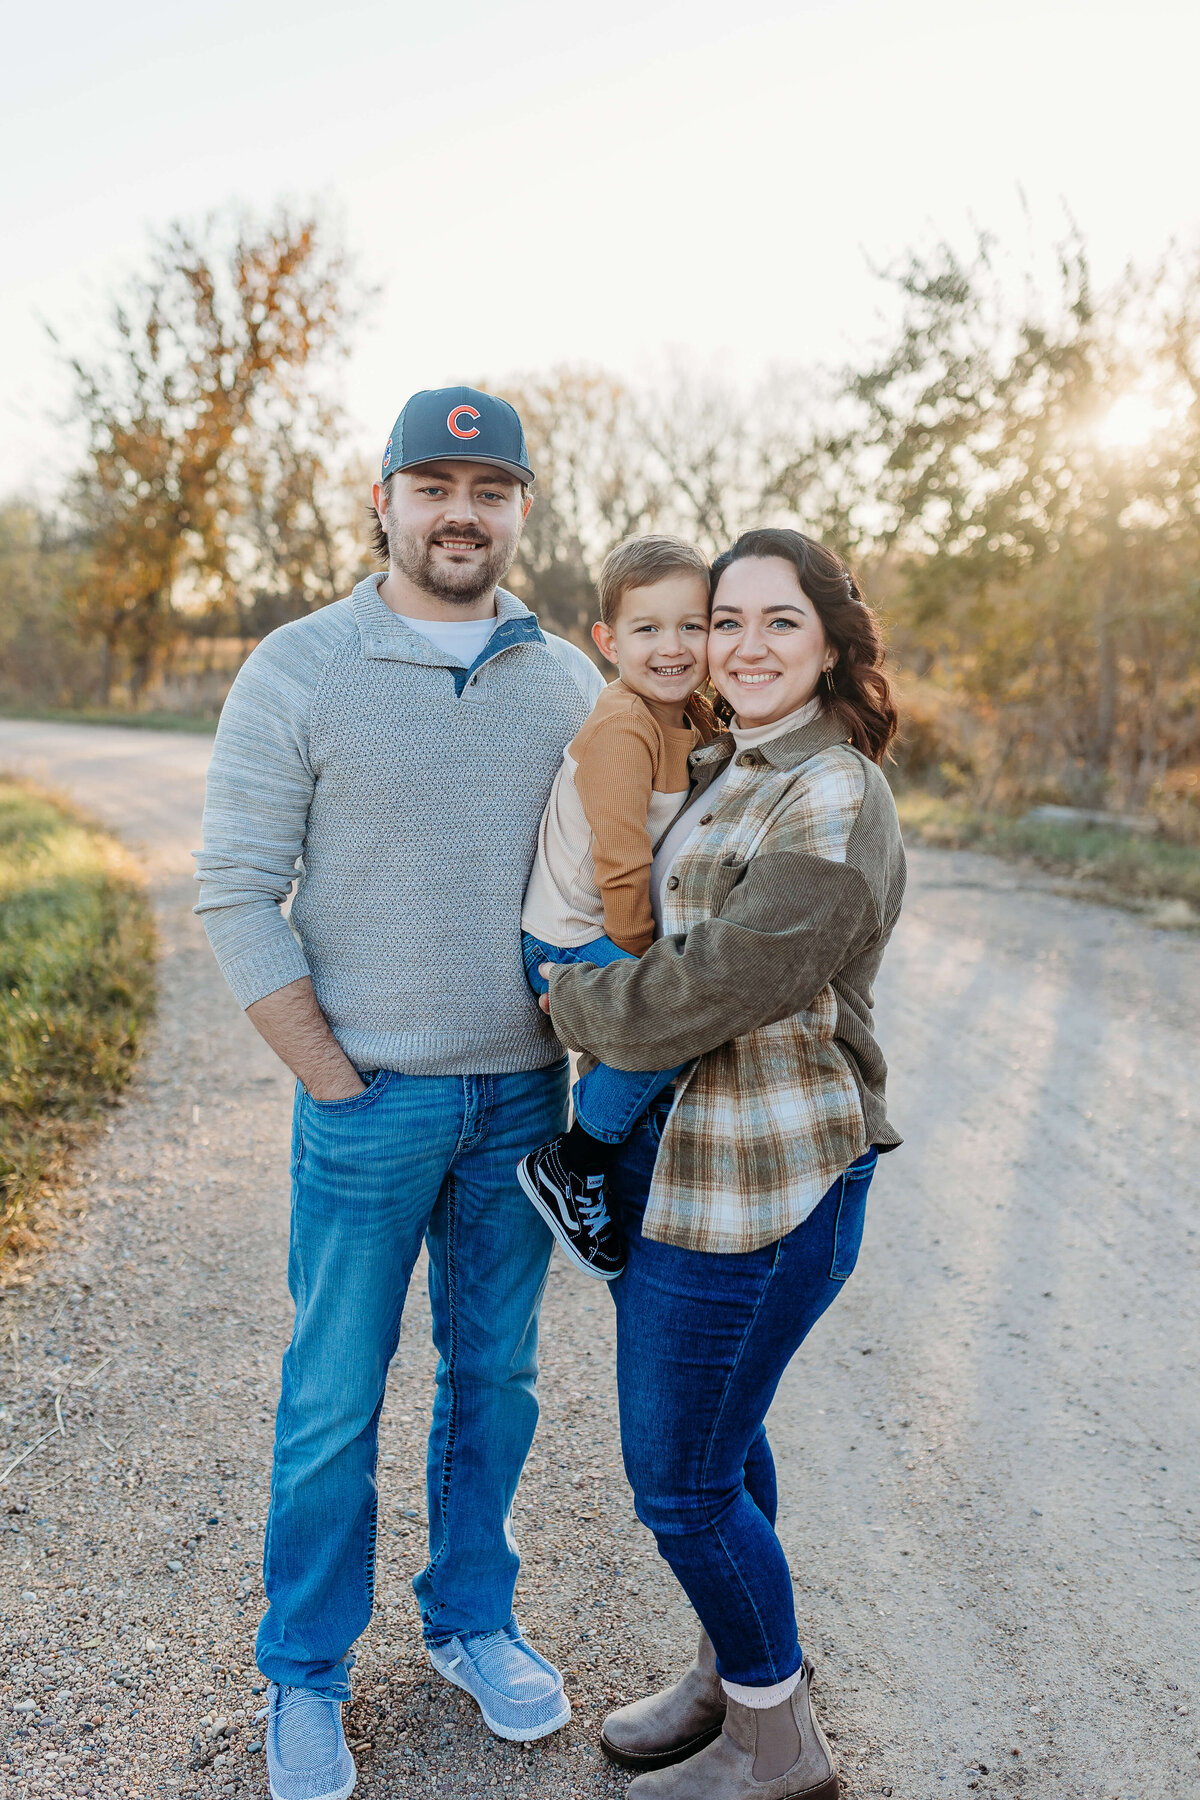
left=545, top=708, right=907, bottom=1254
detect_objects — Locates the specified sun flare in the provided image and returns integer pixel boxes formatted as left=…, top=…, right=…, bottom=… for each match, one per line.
left=1096, top=392, right=1171, bottom=450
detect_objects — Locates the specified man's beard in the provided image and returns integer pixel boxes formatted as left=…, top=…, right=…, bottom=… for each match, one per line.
left=386, top=511, right=517, bottom=605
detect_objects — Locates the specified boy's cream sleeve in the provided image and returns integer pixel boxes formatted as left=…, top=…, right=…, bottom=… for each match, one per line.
left=573, top=707, right=661, bottom=956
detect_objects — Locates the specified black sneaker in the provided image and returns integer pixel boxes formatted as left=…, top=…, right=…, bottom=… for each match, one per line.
left=516, top=1139, right=626, bottom=1281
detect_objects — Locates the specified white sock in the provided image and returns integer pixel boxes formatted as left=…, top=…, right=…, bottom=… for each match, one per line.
left=721, top=1666, right=804, bottom=1708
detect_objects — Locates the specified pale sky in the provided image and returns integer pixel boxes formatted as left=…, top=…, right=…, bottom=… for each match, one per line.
left=3, top=0, right=1198, bottom=497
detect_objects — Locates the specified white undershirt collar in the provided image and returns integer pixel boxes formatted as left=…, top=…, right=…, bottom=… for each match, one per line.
left=397, top=611, right=498, bottom=665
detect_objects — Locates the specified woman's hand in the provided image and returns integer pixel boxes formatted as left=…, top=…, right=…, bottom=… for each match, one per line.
left=538, top=964, right=552, bottom=1012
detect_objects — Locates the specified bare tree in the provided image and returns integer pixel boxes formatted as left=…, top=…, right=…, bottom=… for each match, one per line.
left=497, top=362, right=815, bottom=646
left=497, top=367, right=667, bottom=646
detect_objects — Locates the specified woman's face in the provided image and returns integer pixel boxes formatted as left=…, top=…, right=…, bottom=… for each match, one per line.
left=708, top=556, right=834, bottom=728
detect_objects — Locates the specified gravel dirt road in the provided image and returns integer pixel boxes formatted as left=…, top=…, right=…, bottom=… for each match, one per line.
left=0, top=719, right=1196, bottom=1800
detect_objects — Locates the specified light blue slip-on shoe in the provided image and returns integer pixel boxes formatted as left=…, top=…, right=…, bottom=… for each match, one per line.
left=427, top=1615, right=572, bottom=1741
left=257, top=1682, right=356, bottom=1800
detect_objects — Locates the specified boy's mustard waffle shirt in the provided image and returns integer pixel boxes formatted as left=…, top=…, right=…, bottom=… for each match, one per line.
left=522, top=679, right=716, bottom=956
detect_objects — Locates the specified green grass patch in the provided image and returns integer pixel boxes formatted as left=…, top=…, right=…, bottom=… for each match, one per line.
left=896, top=790, right=1200, bottom=920
left=0, top=705, right=217, bottom=735
left=0, top=781, right=156, bottom=1260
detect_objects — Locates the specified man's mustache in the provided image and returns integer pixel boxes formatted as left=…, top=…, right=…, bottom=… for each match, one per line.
left=426, top=526, right=491, bottom=548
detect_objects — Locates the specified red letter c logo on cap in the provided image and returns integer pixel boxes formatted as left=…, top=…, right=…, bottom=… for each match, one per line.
left=447, top=405, right=481, bottom=439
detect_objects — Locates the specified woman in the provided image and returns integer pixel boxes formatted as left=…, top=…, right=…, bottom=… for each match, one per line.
left=539, top=528, right=904, bottom=1799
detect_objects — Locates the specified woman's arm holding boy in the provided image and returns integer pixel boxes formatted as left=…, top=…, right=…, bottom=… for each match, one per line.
left=542, top=756, right=901, bottom=1070
left=543, top=848, right=880, bottom=1069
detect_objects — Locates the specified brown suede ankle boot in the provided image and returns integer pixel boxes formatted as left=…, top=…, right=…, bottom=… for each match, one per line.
left=625, top=1663, right=838, bottom=1799
left=600, top=1630, right=726, bottom=1771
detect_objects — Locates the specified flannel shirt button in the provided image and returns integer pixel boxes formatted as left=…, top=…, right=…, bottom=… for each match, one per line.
left=666, top=875, right=681, bottom=890
left=699, top=813, right=714, bottom=824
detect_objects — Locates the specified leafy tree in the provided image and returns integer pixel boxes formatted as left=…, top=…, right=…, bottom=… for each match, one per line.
left=840, top=236, right=1200, bottom=802
left=62, top=209, right=362, bottom=699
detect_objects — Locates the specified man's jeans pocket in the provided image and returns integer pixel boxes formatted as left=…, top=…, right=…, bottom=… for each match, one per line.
left=829, top=1149, right=878, bottom=1281
left=304, top=1069, right=393, bottom=1114
left=522, top=934, right=551, bottom=997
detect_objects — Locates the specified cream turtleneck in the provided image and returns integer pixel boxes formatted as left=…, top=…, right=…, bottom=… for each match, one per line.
left=727, top=693, right=824, bottom=749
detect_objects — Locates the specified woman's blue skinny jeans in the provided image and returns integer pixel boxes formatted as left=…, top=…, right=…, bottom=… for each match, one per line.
left=607, top=1096, right=877, bottom=1688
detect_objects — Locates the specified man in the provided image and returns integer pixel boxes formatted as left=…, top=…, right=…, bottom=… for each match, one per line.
left=194, top=387, right=603, bottom=1800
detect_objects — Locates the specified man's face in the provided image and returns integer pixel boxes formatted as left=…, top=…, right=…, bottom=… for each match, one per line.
left=372, top=463, right=529, bottom=604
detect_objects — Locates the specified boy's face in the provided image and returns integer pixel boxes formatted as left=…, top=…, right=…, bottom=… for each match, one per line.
left=591, top=572, right=710, bottom=708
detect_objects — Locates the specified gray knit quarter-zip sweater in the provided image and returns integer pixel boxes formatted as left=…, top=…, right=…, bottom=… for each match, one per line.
left=194, top=574, right=604, bottom=1075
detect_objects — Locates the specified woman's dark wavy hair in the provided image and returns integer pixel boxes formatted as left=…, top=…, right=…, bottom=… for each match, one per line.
left=709, top=528, right=898, bottom=764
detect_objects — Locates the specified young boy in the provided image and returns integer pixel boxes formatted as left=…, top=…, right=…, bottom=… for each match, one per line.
left=517, top=535, right=714, bottom=1279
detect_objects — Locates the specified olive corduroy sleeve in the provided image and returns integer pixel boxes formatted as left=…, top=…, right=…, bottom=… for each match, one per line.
left=545, top=849, right=880, bottom=1072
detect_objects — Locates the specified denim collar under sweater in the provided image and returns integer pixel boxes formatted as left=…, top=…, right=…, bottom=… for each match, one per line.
left=351, top=574, right=545, bottom=695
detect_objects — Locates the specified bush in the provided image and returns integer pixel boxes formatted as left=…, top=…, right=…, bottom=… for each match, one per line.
left=1148, top=767, right=1200, bottom=848
left=887, top=676, right=976, bottom=794
left=0, top=782, right=155, bottom=1261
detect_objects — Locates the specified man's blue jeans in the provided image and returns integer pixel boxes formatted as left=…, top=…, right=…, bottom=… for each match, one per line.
left=256, top=1061, right=569, bottom=1698
left=608, top=1097, right=878, bottom=1689
left=522, top=931, right=686, bottom=1142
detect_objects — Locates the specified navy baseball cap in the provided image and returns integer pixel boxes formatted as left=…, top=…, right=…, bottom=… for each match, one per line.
left=381, top=385, right=534, bottom=486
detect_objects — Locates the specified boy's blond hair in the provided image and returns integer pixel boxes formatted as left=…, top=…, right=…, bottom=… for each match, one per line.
left=597, top=535, right=710, bottom=627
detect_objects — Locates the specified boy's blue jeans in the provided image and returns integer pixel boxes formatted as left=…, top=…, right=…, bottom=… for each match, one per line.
left=522, top=931, right=686, bottom=1142
left=256, top=1060, right=569, bottom=1699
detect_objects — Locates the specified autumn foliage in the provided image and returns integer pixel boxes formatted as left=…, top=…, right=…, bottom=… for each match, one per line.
left=60, top=209, right=364, bottom=701
left=2, top=217, right=1198, bottom=835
